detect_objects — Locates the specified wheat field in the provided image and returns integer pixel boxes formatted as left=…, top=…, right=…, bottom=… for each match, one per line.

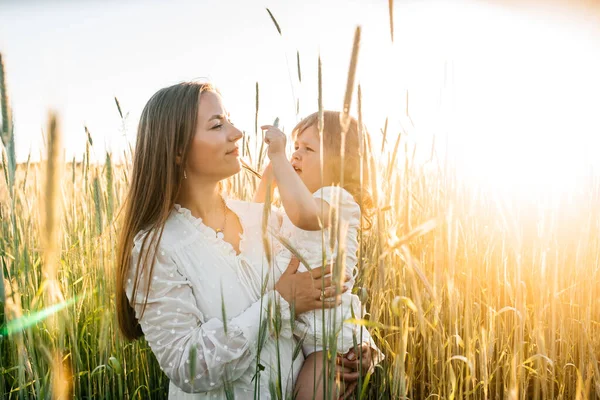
left=1, top=15, right=600, bottom=400
left=2, top=109, right=600, bottom=399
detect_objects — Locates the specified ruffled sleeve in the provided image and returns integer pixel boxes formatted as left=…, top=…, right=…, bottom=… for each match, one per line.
left=126, top=236, right=292, bottom=393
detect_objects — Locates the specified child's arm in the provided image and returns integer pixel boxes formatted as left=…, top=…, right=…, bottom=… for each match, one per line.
left=252, top=163, right=276, bottom=203
left=262, top=124, right=330, bottom=231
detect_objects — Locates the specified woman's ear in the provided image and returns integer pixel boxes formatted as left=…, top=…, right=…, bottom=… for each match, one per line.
left=175, top=154, right=182, bottom=165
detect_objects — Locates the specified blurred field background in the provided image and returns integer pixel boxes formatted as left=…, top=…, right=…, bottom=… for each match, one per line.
left=1, top=1, right=600, bottom=399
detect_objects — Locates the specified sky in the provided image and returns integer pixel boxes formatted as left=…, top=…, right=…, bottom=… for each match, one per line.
left=1, top=0, right=600, bottom=194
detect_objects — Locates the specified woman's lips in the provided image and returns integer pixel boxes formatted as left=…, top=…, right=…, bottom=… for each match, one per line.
left=226, top=148, right=239, bottom=156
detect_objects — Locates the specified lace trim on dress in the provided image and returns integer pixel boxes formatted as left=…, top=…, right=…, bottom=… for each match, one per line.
left=173, top=203, right=265, bottom=302
left=173, top=203, right=246, bottom=258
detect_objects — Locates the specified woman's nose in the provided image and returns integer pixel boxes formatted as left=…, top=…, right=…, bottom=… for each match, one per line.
left=230, top=126, right=243, bottom=142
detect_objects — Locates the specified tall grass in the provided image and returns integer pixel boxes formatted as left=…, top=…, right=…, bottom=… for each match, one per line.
left=2, top=98, right=599, bottom=400
left=1, top=17, right=600, bottom=399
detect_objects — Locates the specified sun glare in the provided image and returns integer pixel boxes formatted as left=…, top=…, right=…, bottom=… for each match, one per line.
left=357, top=2, right=600, bottom=197
left=449, top=4, right=600, bottom=195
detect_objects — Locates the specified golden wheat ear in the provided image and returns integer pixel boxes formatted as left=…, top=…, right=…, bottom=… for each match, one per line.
left=240, top=157, right=262, bottom=180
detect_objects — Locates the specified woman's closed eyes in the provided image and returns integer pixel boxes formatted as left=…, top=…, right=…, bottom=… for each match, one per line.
left=211, top=117, right=235, bottom=131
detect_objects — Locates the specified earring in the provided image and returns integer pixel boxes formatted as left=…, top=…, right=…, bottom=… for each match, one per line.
left=183, top=169, right=188, bottom=179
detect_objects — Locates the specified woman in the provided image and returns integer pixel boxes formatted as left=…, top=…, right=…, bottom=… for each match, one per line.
left=116, top=81, right=377, bottom=399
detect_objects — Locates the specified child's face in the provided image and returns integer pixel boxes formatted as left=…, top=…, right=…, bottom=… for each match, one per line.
left=291, top=125, right=332, bottom=193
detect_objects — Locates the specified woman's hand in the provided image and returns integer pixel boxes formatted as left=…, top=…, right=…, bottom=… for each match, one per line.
left=262, top=125, right=287, bottom=160
left=335, top=343, right=376, bottom=398
left=275, top=258, right=350, bottom=315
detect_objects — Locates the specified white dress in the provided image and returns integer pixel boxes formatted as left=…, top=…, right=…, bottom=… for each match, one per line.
left=125, top=199, right=304, bottom=399
left=275, top=186, right=381, bottom=357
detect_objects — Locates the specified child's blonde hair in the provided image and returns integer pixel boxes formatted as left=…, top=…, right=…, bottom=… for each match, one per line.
left=292, top=111, right=375, bottom=229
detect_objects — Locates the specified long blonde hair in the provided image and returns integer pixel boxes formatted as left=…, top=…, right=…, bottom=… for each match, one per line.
left=116, top=82, right=214, bottom=340
left=292, top=111, right=375, bottom=228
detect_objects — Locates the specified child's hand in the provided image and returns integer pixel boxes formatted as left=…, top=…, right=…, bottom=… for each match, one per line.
left=261, top=125, right=287, bottom=160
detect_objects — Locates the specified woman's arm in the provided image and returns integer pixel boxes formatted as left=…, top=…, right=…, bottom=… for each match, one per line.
left=128, top=245, right=290, bottom=393
left=252, top=163, right=276, bottom=203
left=262, top=125, right=330, bottom=231
left=128, top=245, right=343, bottom=393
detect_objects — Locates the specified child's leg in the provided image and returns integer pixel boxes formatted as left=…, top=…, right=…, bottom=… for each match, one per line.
left=294, top=351, right=347, bottom=400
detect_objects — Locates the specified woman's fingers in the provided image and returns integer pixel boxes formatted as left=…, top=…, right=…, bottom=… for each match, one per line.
left=337, top=357, right=364, bottom=370
left=288, top=263, right=353, bottom=313
left=321, top=276, right=333, bottom=287
left=305, top=267, right=351, bottom=283
left=340, top=381, right=358, bottom=399
left=283, top=257, right=300, bottom=275
left=316, top=275, right=351, bottom=288
left=340, top=371, right=361, bottom=382
left=318, top=286, right=349, bottom=299
left=316, top=296, right=342, bottom=309
left=338, top=345, right=374, bottom=372
left=335, top=365, right=354, bottom=374
left=334, top=356, right=364, bottom=386
left=307, top=265, right=332, bottom=279
left=314, top=285, right=348, bottom=300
